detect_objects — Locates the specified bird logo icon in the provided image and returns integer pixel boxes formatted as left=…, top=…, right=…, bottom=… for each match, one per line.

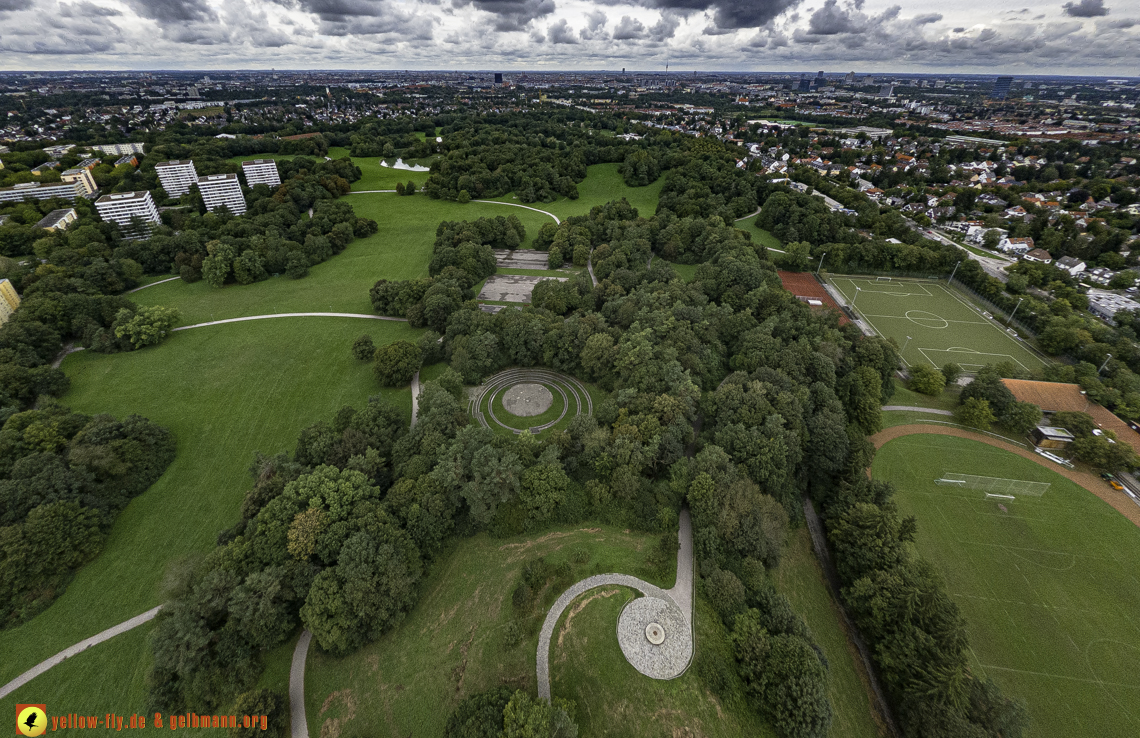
left=16, top=705, right=46, bottom=738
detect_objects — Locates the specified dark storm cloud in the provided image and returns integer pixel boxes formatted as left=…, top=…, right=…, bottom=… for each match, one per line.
left=452, top=0, right=555, bottom=31
left=0, top=0, right=33, bottom=10
left=808, top=0, right=862, bottom=34
left=123, top=0, right=216, bottom=22
left=1063, top=0, right=1108, bottom=17
left=642, top=0, right=802, bottom=30
left=913, top=13, right=941, bottom=24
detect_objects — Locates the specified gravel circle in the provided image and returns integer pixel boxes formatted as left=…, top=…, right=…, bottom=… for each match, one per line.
left=616, top=596, right=692, bottom=680
left=501, top=383, right=554, bottom=417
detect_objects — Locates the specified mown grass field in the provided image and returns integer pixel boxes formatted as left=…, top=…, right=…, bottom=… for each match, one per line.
left=873, top=434, right=1140, bottom=738
left=0, top=319, right=421, bottom=715
left=825, top=276, right=1048, bottom=373
left=773, top=528, right=884, bottom=738
left=132, top=196, right=550, bottom=325
left=303, top=525, right=678, bottom=738
left=481, top=163, right=663, bottom=223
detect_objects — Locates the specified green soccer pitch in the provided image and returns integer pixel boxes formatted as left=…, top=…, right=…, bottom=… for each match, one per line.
left=873, top=434, right=1140, bottom=738
left=826, top=275, right=1049, bottom=372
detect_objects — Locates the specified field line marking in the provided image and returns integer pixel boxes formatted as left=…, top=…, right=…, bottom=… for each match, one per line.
left=937, top=283, right=1046, bottom=368
left=979, top=664, right=1140, bottom=690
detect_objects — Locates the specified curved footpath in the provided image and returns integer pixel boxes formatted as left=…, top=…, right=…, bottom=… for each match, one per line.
left=0, top=605, right=162, bottom=700
left=880, top=405, right=952, bottom=416
left=535, top=509, right=693, bottom=701
left=172, top=312, right=407, bottom=332
left=472, top=200, right=560, bottom=224
left=872, top=424, right=1140, bottom=528
left=126, top=276, right=181, bottom=294
left=288, top=631, right=313, bottom=738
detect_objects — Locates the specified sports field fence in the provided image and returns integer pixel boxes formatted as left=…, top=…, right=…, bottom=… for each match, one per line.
left=948, top=277, right=1039, bottom=340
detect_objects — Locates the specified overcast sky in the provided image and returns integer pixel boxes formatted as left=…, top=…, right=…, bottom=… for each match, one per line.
left=0, top=0, right=1137, bottom=74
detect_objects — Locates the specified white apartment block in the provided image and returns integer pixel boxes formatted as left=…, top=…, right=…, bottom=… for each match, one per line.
left=155, top=160, right=198, bottom=197
left=0, top=180, right=84, bottom=203
left=95, top=191, right=161, bottom=235
left=241, top=159, right=281, bottom=187
left=92, top=143, right=146, bottom=156
left=197, top=174, right=246, bottom=215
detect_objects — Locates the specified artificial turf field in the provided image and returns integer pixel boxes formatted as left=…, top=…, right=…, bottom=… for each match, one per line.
left=825, top=275, right=1048, bottom=373
left=873, top=434, right=1140, bottom=738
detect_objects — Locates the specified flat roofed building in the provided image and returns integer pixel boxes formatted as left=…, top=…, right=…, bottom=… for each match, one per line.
left=95, top=190, right=161, bottom=236
left=197, top=173, right=246, bottom=215
left=241, top=159, right=281, bottom=187
left=155, top=159, right=198, bottom=197
left=0, top=278, right=20, bottom=325
left=0, top=180, right=84, bottom=203
left=1031, top=426, right=1075, bottom=450
left=61, top=168, right=97, bottom=196
left=92, top=143, right=146, bottom=156
left=34, top=208, right=78, bottom=231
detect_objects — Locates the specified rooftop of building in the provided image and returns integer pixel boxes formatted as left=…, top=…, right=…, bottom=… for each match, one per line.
left=96, top=190, right=152, bottom=203
left=155, top=159, right=194, bottom=167
left=199, top=173, right=237, bottom=182
left=1003, top=379, right=1140, bottom=456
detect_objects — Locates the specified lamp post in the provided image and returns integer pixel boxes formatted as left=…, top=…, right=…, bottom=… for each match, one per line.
left=1099, top=353, right=1113, bottom=374
left=902, top=335, right=912, bottom=356
left=1008, top=297, right=1024, bottom=326
left=851, top=286, right=862, bottom=311
left=816, top=251, right=827, bottom=275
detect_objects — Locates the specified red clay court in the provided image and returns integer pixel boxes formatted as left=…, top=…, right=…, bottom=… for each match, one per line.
left=777, top=271, right=850, bottom=325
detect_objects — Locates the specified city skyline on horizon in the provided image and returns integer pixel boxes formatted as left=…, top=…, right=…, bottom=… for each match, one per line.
left=0, top=0, right=1137, bottom=75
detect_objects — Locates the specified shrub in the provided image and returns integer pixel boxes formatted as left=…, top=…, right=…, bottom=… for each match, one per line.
left=908, top=364, right=946, bottom=396
left=351, top=334, right=375, bottom=361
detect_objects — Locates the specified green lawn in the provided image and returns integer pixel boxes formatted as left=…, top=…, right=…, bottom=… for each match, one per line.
left=303, top=525, right=678, bottom=738
left=873, top=434, right=1140, bottom=738
left=665, top=261, right=699, bottom=282
left=551, top=590, right=771, bottom=737
left=825, top=275, right=1048, bottom=373
left=132, top=195, right=550, bottom=325
left=481, top=382, right=567, bottom=433
left=887, top=379, right=960, bottom=412
left=487, top=163, right=663, bottom=222
left=0, top=319, right=421, bottom=715
left=774, top=528, right=884, bottom=738
left=351, top=158, right=436, bottom=192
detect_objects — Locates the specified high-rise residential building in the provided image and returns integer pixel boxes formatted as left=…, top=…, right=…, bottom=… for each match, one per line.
left=879, top=84, right=895, bottom=98
left=61, top=168, right=97, bottom=196
left=197, top=174, right=246, bottom=215
left=0, top=180, right=84, bottom=203
left=494, top=73, right=503, bottom=84
left=0, top=278, right=21, bottom=326
left=241, top=159, right=281, bottom=187
left=845, top=71, right=856, bottom=83
left=95, top=190, right=161, bottom=236
left=990, top=77, right=1013, bottom=100
left=155, top=160, right=198, bottom=197
left=91, top=143, right=146, bottom=156
left=797, top=77, right=812, bottom=92
left=34, top=208, right=78, bottom=231
left=817, top=70, right=825, bottom=81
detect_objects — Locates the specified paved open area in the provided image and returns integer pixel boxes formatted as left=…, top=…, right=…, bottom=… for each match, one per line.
left=494, top=249, right=551, bottom=269
left=616, top=596, right=692, bottom=680
left=478, top=274, right=566, bottom=303
left=501, top=382, right=554, bottom=416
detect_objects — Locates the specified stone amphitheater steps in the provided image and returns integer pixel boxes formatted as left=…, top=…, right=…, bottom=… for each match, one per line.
left=470, top=369, right=593, bottom=434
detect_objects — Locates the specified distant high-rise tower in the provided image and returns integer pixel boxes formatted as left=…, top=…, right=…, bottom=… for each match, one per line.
left=845, top=71, right=855, bottom=84
left=798, top=77, right=812, bottom=92
left=494, top=73, right=503, bottom=84
left=817, top=70, right=825, bottom=80
left=990, top=77, right=1013, bottom=100
left=879, top=84, right=895, bottom=98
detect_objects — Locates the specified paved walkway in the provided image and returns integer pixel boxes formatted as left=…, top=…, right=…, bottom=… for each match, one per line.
left=50, top=343, right=84, bottom=369
left=0, top=605, right=163, bottom=700
left=472, top=200, right=560, bottom=224
left=127, top=276, right=180, bottom=294
left=880, top=405, right=953, bottom=416
left=586, top=251, right=598, bottom=287
left=733, top=207, right=761, bottom=222
left=872, top=424, right=1140, bottom=528
left=172, top=312, right=407, bottom=332
left=536, top=509, right=693, bottom=700
left=289, top=630, right=313, bottom=738
left=348, top=190, right=397, bottom=194
left=410, top=370, right=421, bottom=426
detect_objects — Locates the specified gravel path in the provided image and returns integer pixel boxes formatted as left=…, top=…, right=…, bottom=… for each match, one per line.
left=0, top=605, right=163, bottom=700
left=472, top=200, right=560, bottom=224
left=880, top=405, right=953, bottom=416
left=171, top=312, right=407, bottom=332
left=733, top=207, right=761, bottom=222
left=872, top=424, right=1140, bottom=528
left=410, top=370, right=421, bottom=427
left=586, top=250, right=598, bottom=287
left=126, top=276, right=181, bottom=293
left=289, top=630, right=313, bottom=738
left=536, top=508, right=693, bottom=700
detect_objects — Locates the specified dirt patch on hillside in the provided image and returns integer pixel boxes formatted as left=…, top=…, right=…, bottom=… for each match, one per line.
left=557, top=588, right=620, bottom=651
left=871, top=424, right=1140, bottom=528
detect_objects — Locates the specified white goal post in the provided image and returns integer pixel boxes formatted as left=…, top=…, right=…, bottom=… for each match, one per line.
left=936, top=472, right=1050, bottom=497
left=876, top=276, right=892, bottom=282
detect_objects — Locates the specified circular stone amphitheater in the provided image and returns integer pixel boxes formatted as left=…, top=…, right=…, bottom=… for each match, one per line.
left=469, top=369, right=593, bottom=434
